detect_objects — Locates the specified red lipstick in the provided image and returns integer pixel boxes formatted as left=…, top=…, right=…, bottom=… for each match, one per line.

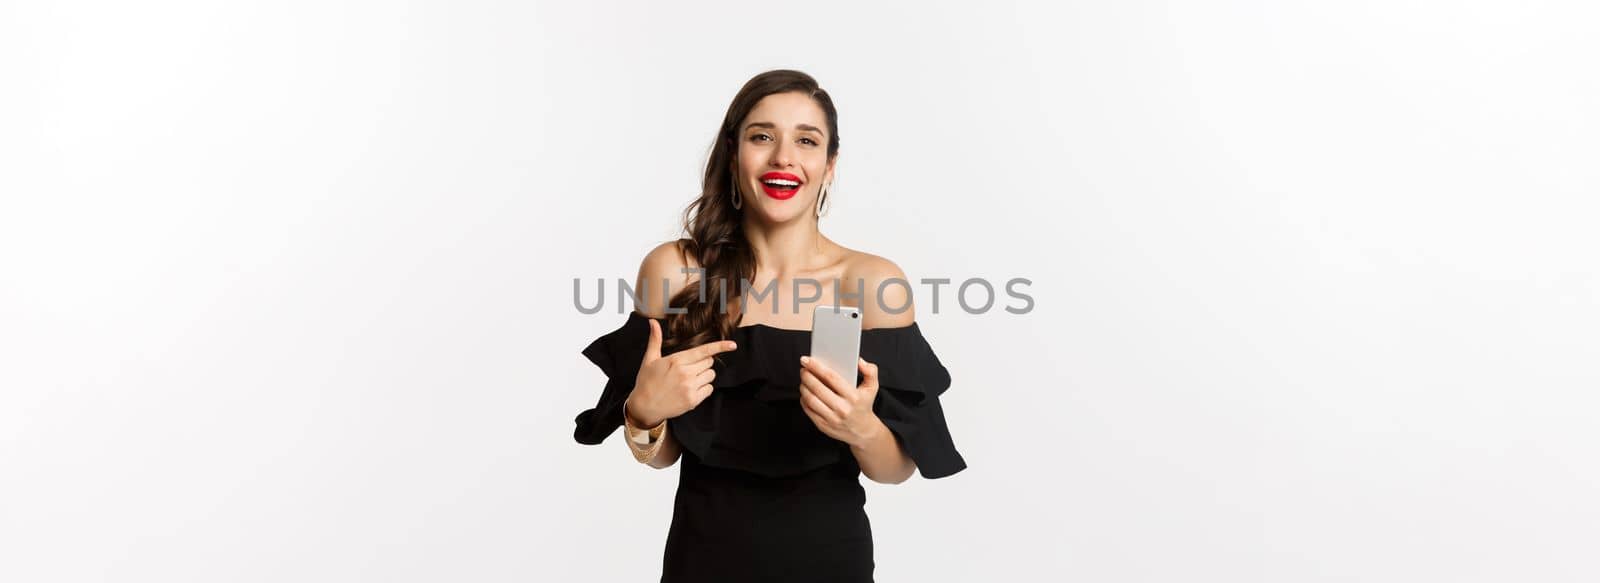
left=759, top=172, right=802, bottom=200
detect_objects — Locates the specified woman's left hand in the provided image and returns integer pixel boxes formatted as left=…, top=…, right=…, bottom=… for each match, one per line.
left=798, top=356, right=883, bottom=448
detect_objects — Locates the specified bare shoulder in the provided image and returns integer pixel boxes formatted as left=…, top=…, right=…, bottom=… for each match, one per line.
left=842, top=249, right=915, bottom=329
left=635, top=239, right=700, bottom=318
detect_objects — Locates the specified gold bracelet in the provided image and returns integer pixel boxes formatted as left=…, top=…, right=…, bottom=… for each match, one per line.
left=632, top=421, right=668, bottom=463
left=622, top=401, right=666, bottom=463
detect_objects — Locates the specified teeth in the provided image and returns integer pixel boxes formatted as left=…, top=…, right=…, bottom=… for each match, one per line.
left=762, top=178, right=800, bottom=187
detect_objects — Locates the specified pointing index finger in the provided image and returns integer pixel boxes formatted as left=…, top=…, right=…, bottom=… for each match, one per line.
left=674, top=339, right=738, bottom=363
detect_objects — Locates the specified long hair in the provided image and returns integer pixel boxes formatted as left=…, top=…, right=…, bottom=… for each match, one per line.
left=663, top=69, right=841, bottom=352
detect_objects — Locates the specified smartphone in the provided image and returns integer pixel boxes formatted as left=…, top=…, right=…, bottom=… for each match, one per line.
left=809, top=304, right=863, bottom=388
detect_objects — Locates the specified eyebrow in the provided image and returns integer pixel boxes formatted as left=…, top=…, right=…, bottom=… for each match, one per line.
left=744, top=121, right=825, bottom=135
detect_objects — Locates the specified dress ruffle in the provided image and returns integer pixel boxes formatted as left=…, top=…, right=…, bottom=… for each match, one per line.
left=574, top=311, right=968, bottom=479
left=572, top=312, right=652, bottom=446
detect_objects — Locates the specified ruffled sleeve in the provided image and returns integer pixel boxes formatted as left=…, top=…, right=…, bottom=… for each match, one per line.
left=860, top=323, right=969, bottom=479
left=572, top=311, right=653, bottom=445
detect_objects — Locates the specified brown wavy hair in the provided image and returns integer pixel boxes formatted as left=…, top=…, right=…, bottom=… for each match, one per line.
left=662, top=69, right=841, bottom=353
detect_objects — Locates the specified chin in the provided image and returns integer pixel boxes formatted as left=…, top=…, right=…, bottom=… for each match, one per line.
left=753, top=200, right=812, bottom=224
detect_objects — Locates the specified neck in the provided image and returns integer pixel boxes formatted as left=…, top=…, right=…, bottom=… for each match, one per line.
left=741, top=213, right=830, bottom=277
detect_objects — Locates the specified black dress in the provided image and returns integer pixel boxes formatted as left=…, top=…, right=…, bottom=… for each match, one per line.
left=574, top=311, right=967, bottom=582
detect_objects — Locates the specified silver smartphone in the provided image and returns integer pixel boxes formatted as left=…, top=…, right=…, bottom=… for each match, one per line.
left=809, top=304, right=863, bottom=388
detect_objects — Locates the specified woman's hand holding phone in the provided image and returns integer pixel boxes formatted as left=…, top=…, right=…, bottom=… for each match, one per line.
left=798, top=355, right=884, bottom=448
left=625, top=319, right=737, bottom=428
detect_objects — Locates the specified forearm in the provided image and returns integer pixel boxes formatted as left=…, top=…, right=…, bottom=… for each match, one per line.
left=849, top=416, right=916, bottom=484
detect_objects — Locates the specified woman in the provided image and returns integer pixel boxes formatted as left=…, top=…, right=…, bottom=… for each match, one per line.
left=573, top=69, right=966, bottom=582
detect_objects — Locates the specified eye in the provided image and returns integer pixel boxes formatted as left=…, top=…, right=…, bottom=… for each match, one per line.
left=749, top=134, right=771, bottom=142
left=800, top=137, right=818, bottom=145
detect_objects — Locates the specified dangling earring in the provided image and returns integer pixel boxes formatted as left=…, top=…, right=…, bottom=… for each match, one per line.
left=730, top=174, right=743, bottom=210
left=816, top=183, right=831, bottom=218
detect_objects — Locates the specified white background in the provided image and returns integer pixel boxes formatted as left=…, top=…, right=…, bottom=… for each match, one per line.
left=3, top=1, right=1597, bottom=581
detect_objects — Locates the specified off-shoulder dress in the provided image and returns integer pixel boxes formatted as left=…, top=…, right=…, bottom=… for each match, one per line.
left=574, top=311, right=966, bottom=582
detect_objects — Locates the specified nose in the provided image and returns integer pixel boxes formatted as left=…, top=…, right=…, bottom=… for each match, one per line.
left=770, top=140, right=795, bottom=168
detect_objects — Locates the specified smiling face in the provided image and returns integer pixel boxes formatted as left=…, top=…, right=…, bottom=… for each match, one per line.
left=732, top=91, right=836, bottom=224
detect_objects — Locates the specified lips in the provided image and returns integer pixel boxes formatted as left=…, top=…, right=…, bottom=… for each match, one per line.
left=759, top=172, right=802, bottom=200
